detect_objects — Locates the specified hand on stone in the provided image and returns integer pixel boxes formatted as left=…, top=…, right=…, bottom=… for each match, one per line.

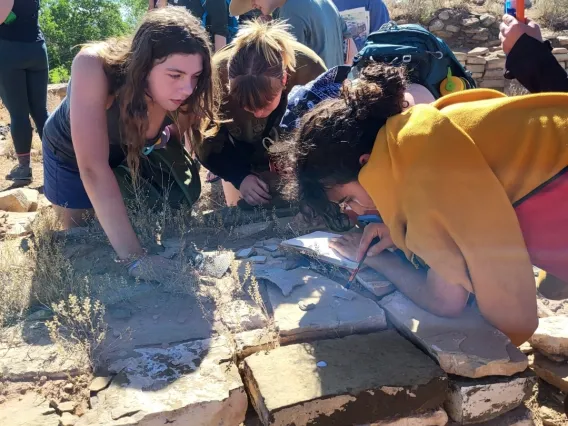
left=500, top=14, right=543, bottom=54
left=128, top=255, right=185, bottom=284
left=239, top=174, right=272, bottom=206
left=329, top=232, right=363, bottom=262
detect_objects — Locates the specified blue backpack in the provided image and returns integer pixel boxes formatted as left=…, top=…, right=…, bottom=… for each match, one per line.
left=201, top=0, right=239, bottom=43
left=353, top=22, right=476, bottom=99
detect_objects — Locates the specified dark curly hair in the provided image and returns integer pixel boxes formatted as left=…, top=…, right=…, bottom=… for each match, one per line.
left=272, top=63, right=408, bottom=230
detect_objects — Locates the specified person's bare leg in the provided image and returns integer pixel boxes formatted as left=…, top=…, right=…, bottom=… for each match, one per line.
left=53, top=205, right=93, bottom=229
left=221, top=179, right=242, bottom=207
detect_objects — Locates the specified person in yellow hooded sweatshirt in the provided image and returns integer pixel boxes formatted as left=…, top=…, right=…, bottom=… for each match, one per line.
left=277, top=63, right=568, bottom=345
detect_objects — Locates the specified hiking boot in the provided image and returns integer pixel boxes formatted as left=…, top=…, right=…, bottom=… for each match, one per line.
left=5, top=165, right=32, bottom=183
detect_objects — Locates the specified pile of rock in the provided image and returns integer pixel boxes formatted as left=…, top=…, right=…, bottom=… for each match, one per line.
left=428, top=9, right=501, bottom=47
left=0, top=188, right=49, bottom=239
left=455, top=46, right=568, bottom=91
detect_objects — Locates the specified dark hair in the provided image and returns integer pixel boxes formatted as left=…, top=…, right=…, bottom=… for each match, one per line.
left=83, top=7, right=218, bottom=175
left=273, top=63, right=408, bottom=228
left=228, top=19, right=296, bottom=112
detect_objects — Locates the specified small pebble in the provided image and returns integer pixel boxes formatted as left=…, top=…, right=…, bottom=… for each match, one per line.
left=264, top=244, right=279, bottom=252
left=89, top=376, right=112, bottom=393
left=247, top=255, right=267, bottom=264
left=299, top=301, right=316, bottom=311
left=152, top=314, right=160, bottom=321
left=112, top=330, right=121, bottom=338
left=57, top=401, right=77, bottom=413
left=63, top=383, right=74, bottom=393
left=316, top=361, right=327, bottom=368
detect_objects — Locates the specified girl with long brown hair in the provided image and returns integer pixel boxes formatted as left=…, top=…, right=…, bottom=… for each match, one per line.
left=42, top=7, right=217, bottom=281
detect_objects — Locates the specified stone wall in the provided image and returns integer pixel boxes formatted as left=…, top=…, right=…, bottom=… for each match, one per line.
left=428, top=8, right=501, bottom=48
left=454, top=45, right=568, bottom=91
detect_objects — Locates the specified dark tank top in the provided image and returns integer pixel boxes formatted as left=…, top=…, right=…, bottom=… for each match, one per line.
left=0, top=0, right=43, bottom=43
left=43, top=83, right=172, bottom=168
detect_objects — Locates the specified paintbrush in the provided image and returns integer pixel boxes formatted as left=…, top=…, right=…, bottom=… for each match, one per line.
left=345, top=236, right=381, bottom=289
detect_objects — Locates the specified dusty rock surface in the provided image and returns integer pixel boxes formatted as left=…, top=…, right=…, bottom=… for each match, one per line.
left=77, top=337, right=248, bottom=426
left=444, top=371, right=537, bottom=424
left=529, top=315, right=568, bottom=356
left=243, top=331, right=447, bottom=426
left=379, top=292, right=528, bottom=378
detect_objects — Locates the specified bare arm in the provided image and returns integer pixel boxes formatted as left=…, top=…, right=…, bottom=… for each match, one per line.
left=70, top=52, right=143, bottom=259
left=214, top=34, right=227, bottom=52
left=345, top=38, right=357, bottom=65
left=365, top=251, right=469, bottom=317
left=0, top=0, right=14, bottom=24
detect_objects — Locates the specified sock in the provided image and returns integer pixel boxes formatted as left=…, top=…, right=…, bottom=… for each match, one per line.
left=17, top=153, right=31, bottom=168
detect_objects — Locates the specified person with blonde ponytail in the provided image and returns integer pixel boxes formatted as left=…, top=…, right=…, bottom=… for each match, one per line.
left=197, top=19, right=325, bottom=207
left=42, top=8, right=217, bottom=283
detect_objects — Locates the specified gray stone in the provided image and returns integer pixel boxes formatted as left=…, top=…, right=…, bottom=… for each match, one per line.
left=247, top=255, right=267, bottom=264
left=473, top=33, right=490, bottom=41
left=364, top=408, right=449, bottom=425
left=462, top=17, right=480, bottom=27
left=0, top=393, right=60, bottom=426
left=200, top=251, right=233, bottom=278
left=468, top=47, right=489, bottom=56
left=486, top=56, right=507, bottom=69
left=447, top=25, right=461, bottom=33
left=558, top=36, right=568, bottom=46
left=0, top=338, right=89, bottom=381
left=215, top=299, right=267, bottom=332
left=60, top=413, right=79, bottom=426
left=529, top=352, right=568, bottom=393
left=529, top=315, right=568, bottom=356
left=355, top=268, right=395, bottom=298
left=243, top=331, right=448, bottom=426
left=26, top=308, right=53, bottom=322
left=379, top=292, right=528, bottom=378
left=454, top=52, right=467, bottom=61
left=236, top=248, right=255, bottom=259
left=77, top=337, right=248, bottom=426
left=0, top=188, right=38, bottom=212
left=267, top=271, right=387, bottom=345
left=298, top=301, right=316, bottom=311
left=466, top=64, right=486, bottom=74
left=467, top=56, right=487, bottom=65
left=480, top=79, right=506, bottom=89
left=477, top=405, right=536, bottom=425
left=438, top=10, right=451, bottom=20
left=263, top=244, right=280, bottom=252
left=429, top=20, right=445, bottom=32
left=445, top=371, right=536, bottom=424
left=484, top=69, right=506, bottom=79
left=480, top=14, right=497, bottom=27
left=89, top=376, right=113, bottom=393
left=4, top=211, right=38, bottom=238
left=56, top=401, right=78, bottom=413
left=256, top=266, right=310, bottom=296
left=233, top=222, right=270, bottom=238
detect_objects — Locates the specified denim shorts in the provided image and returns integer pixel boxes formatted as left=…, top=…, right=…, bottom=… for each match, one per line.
left=42, top=139, right=93, bottom=209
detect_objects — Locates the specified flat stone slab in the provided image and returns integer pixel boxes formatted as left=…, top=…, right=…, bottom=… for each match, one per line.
left=363, top=408, right=449, bottom=425
left=444, top=370, right=536, bottom=424
left=0, top=324, right=88, bottom=381
left=379, top=292, right=528, bottom=378
left=356, top=267, right=396, bottom=298
left=243, top=331, right=447, bottom=426
left=457, top=405, right=536, bottom=426
left=529, top=351, right=568, bottom=393
left=77, top=337, right=247, bottom=426
left=256, top=266, right=311, bottom=296
left=528, top=315, right=568, bottom=356
left=266, top=270, right=387, bottom=344
left=0, top=393, right=60, bottom=426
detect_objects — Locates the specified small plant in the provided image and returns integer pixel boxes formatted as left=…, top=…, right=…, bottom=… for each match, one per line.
left=46, top=295, right=107, bottom=370
left=48, top=66, right=70, bottom=84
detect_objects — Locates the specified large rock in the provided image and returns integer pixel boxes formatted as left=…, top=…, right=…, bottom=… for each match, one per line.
left=266, top=270, right=387, bottom=345
left=529, top=352, right=568, bottom=393
left=528, top=315, right=568, bottom=356
left=0, top=188, right=38, bottom=212
left=0, top=393, right=60, bottom=426
left=474, top=405, right=536, bottom=426
left=77, top=337, right=247, bottom=426
left=243, top=331, right=448, bottom=426
left=364, top=408, right=449, bottom=425
left=379, top=292, right=528, bottom=378
left=4, top=211, right=38, bottom=238
left=444, top=371, right=536, bottom=424
left=0, top=325, right=88, bottom=381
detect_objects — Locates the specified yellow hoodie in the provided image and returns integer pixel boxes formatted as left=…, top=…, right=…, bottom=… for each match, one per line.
left=358, top=89, right=568, bottom=296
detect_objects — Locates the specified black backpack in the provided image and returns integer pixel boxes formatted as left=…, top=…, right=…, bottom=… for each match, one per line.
left=353, top=22, right=476, bottom=99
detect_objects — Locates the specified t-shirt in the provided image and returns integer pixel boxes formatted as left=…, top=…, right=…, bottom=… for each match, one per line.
left=0, top=0, right=43, bottom=43
left=167, top=0, right=229, bottom=40
left=278, top=0, right=349, bottom=68
left=333, top=0, right=390, bottom=49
